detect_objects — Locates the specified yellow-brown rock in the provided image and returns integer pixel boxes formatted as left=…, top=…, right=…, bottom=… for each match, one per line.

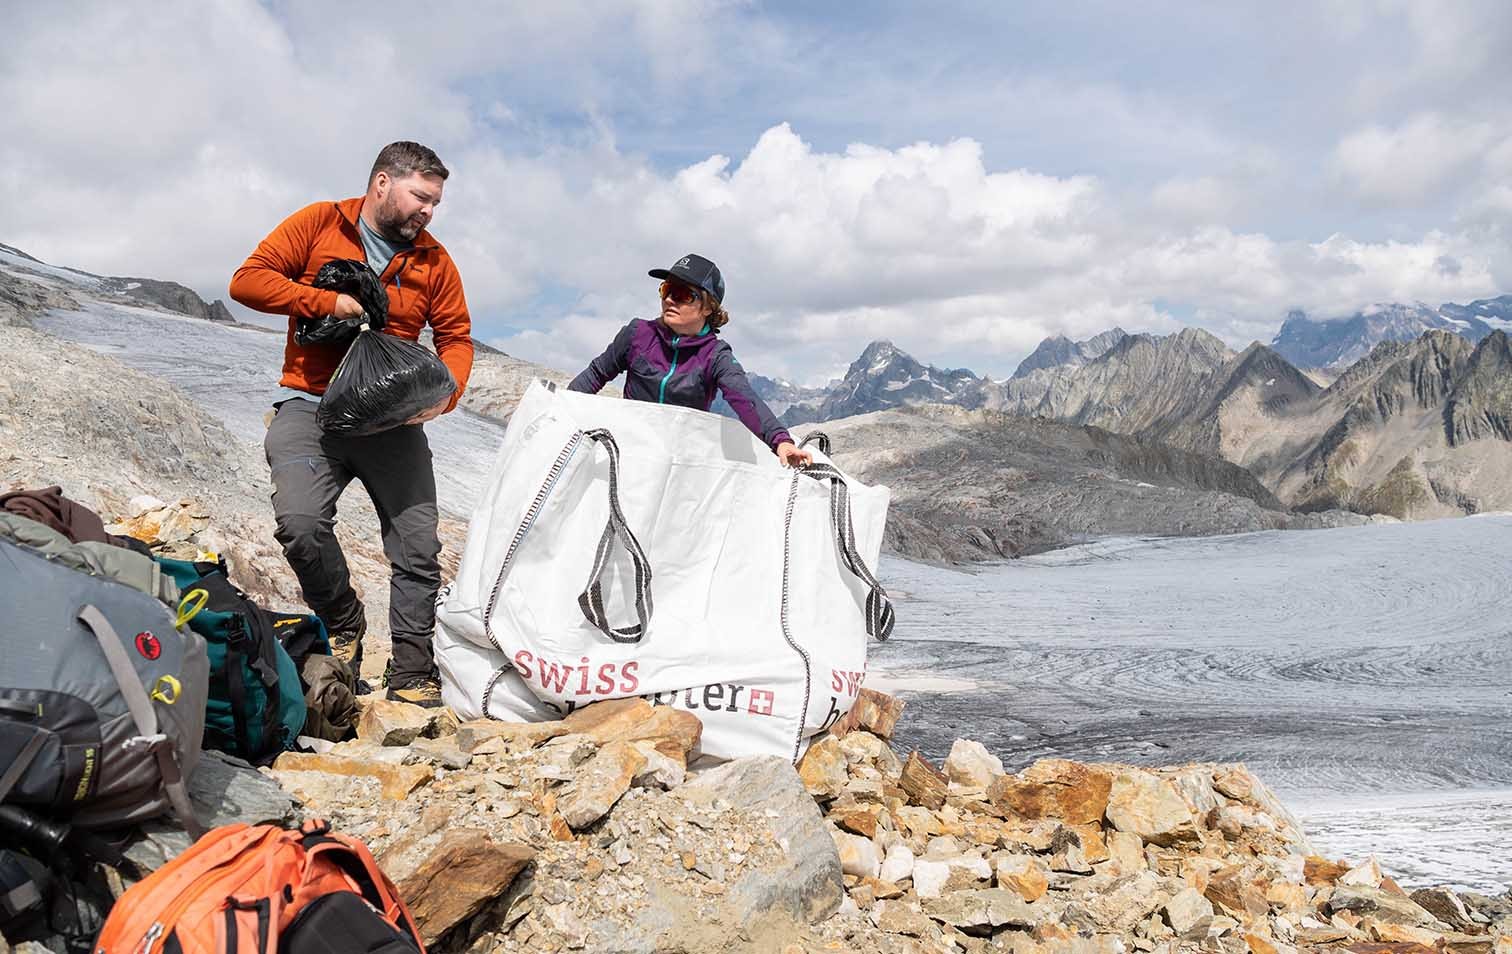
left=392, top=830, right=534, bottom=947
left=798, top=735, right=849, bottom=799
left=996, top=855, right=1049, bottom=903
left=271, top=751, right=431, bottom=801
left=562, top=698, right=702, bottom=759
left=1305, top=856, right=1352, bottom=885
left=455, top=719, right=566, bottom=753
left=1205, top=865, right=1269, bottom=923
left=987, top=759, right=1114, bottom=826
left=834, top=807, right=881, bottom=839
left=861, top=876, right=904, bottom=900
left=832, top=688, right=906, bottom=739
left=900, top=751, right=949, bottom=810
left=1105, top=770, right=1200, bottom=846
left=1243, top=932, right=1279, bottom=954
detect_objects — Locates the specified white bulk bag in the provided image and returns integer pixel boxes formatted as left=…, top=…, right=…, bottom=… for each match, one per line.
left=436, top=380, right=893, bottom=761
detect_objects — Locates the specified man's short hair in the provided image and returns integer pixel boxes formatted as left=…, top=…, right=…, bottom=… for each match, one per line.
left=368, top=141, right=450, bottom=186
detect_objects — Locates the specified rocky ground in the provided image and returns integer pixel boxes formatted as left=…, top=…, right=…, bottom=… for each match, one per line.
left=9, top=692, right=1508, bottom=954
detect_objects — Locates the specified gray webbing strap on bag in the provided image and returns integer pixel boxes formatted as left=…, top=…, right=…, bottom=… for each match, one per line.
left=76, top=605, right=205, bottom=839
left=794, top=435, right=895, bottom=641
left=483, top=430, right=585, bottom=651
left=798, top=432, right=832, bottom=456
left=0, top=733, right=46, bottom=804
left=576, top=428, right=655, bottom=643
left=778, top=474, right=815, bottom=763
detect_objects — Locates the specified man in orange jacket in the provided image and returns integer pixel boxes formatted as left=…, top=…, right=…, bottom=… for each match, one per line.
left=230, top=141, right=474, bottom=707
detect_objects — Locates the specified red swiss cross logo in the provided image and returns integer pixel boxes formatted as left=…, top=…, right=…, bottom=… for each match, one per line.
left=134, top=631, right=162, bottom=660
left=748, top=689, right=774, bottom=716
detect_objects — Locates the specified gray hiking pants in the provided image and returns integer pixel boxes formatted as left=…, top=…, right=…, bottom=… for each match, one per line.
left=263, top=398, right=440, bottom=681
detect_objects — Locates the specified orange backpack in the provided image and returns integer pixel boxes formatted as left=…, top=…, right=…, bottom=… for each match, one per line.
left=94, top=819, right=424, bottom=954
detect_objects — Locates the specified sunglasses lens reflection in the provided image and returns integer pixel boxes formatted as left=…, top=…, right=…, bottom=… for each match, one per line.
left=660, top=281, right=699, bottom=305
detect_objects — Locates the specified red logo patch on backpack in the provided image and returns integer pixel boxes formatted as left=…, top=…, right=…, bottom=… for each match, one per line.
left=134, top=631, right=162, bottom=660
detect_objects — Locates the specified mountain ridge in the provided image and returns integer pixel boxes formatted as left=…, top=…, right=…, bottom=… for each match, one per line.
left=755, top=317, right=1511, bottom=523
left=1270, top=299, right=1508, bottom=370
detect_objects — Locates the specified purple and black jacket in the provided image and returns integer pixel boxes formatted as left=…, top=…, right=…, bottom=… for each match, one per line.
left=568, top=319, right=794, bottom=451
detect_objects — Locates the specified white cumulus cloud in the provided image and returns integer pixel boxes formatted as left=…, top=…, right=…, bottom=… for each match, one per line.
left=1331, top=113, right=1498, bottom=205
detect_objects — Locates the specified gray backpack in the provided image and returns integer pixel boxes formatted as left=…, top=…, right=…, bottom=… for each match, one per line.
left=0, top=515, right=208, bottom=834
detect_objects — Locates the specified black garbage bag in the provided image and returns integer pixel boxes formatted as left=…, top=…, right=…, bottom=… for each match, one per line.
left=316, top=329, right=456, bottom=436
left=294, top=259, right=389, bottom=348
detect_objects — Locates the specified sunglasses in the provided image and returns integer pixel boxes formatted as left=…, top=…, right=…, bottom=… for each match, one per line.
left=659, top=280, right=702, bottom=306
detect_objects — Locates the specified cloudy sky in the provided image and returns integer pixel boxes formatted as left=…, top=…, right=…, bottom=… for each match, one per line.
left=4, top=1, right=1510, bottom=383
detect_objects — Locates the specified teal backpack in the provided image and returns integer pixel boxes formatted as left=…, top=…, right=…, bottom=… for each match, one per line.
left=154, top=557, right=324, bottom=763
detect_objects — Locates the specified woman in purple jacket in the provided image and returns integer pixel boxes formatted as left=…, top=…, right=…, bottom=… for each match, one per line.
left=568, top=254, right=813, bottom=468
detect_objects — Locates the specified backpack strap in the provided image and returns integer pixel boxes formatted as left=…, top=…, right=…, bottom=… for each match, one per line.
left=0, top=734, right=46, bottom=803
left=224, top=637, right=257, bottom=762
left=240, top=611, right=288, bottom=757
left=76, top=605, right=205, bottom=839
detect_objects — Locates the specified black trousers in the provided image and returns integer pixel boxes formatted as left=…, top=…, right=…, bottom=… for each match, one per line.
left=263, top=398, right=440, bottom=680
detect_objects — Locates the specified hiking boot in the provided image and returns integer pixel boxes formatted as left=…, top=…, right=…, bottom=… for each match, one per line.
left=386, top=675, right=444, bottom=709
left=326, top=618, right=366, bottom=674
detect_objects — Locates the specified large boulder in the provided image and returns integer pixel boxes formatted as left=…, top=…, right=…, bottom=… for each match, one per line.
left=676, top=756, right=844, bottom=925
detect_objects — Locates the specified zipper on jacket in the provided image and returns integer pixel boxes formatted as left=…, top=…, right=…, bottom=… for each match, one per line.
left=135, top=922, right=164, bottom=954
left=657, top=336, right=682, bottom=403
left=386, top=251, right=412, bottom=305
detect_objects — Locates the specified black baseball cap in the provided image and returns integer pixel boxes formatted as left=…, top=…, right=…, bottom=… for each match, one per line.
left=649, top=253, right=725, bottom=304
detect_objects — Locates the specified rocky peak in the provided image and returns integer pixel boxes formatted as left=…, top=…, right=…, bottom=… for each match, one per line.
left=793, top=340, right=985, bottom=424
left=853, top=339, right=907, bottom=370
left=1011, top=335, right=1077, bottom=379
left=1404, top=330, right=1474, bottom=409
left=1011, top=327, right=1128, bottom=379
left=1272, top=299, right=1497, bottom=370
left=1167, top=326, right=1232, bottom=360
left=1215, top=342, right=1322, bottom=413
left=1339, top=330, right=1472, bottom=426
left=1081, top=326, right=1129, bottom=355
left=1441, top=293, right=1512, bottom=328
left=1447, top=330, right=1512, bottom=445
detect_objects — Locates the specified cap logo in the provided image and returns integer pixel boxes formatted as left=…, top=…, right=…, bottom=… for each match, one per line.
left=676, top=256, right=692, bottom=268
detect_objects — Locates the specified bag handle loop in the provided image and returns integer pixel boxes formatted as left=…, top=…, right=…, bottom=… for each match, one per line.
left=575, top=428, right=655, bottom=643
left=796, top=458, right=895, bottom=641
left=798, top=431, right=831, bottom=455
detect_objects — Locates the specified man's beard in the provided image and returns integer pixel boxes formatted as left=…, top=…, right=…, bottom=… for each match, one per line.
left=375, top=194, right=421, bottom=241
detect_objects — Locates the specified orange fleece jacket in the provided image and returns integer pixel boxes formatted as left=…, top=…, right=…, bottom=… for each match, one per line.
left=229, top=196, right=473, bottom=411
